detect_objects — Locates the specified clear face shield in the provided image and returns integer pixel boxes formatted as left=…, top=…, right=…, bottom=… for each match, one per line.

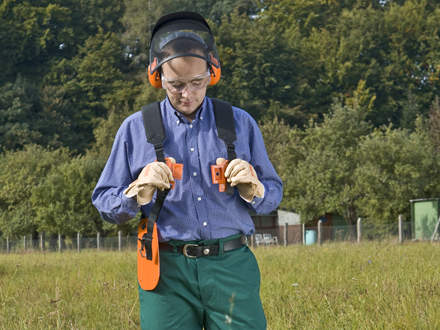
left=148, top=16, right=221, bottom=76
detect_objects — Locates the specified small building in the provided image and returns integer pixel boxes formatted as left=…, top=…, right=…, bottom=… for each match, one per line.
left=251, top=209, right=303, bottom=245
left=410, top=198, right=440, bottom=240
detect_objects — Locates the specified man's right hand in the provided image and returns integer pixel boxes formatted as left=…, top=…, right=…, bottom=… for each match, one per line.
left=124, top=159, right=175, bottom=205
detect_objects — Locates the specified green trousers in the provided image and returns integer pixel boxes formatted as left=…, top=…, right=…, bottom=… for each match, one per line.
left=138, top=235, right=267, bottom=330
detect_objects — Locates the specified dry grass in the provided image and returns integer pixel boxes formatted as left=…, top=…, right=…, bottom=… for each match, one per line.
left=1, top=242, right=440, bottom=329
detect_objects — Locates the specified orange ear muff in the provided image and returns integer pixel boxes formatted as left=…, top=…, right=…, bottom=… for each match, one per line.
left=147, top=58, right=162, bottom=88
left=209, top=54, right=221, bottom=86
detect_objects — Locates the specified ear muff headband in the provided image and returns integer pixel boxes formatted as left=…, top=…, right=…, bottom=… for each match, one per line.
left=148, top=55, right=221, bottom=89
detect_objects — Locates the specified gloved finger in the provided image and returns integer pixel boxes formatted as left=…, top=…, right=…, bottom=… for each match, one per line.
left=226, top=160, right=250, bottom=180
left=216, top=157, right=227, bottom=166
left=137, top=163, right=172, bottom=189
left=229, top=170, right=254, bottom=186
left=224, top=158, right=244, bottom=178
left=157, top=161, right=175, bottom=183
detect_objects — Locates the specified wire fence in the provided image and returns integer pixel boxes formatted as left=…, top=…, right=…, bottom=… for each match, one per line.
left=0, top=218, right=426, bottom=254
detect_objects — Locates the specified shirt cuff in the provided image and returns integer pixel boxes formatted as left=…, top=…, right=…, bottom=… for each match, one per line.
left=121, top=193, right=140, bottom=213
left=248, top=195, right=264, bottom=207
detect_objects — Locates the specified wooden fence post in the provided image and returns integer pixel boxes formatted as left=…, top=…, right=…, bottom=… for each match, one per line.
left=357, top=218, right=362, bottom=243
left=58, top=233, right=62, bottom=252
left=77, top=232, right=81, bottom=252
left=6, top=236, right=10, bottom=253
left=118, top=231, right=122, bottom=251
left=97, top=232, right=100, bottom=251
left=318, top=220, right=322, bottom=245
left=302, top=223, right=305, bottom=245
left=40, top=232, right=45, bottom=252
left=398, top=214, right=403, bottom=244
left=23, top=235, right=26, bottom=251
left=284, top=222, right=288, bottom=247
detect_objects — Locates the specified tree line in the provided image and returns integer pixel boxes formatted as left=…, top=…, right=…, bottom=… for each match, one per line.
left=1, top=0, right=440, bottom=238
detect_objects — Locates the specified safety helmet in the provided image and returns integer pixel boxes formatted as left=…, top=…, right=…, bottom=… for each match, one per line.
left=147, top=11, right=221, bottom=88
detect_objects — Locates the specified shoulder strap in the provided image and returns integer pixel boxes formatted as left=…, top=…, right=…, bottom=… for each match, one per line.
left=141, top=102, right=166, bottom=162
left=211, top=98, right=237, bottom=161
left=140, top=102, right=168, bottom=253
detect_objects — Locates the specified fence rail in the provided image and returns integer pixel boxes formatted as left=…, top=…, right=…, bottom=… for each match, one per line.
left=0, top=217, right=426, bottom=254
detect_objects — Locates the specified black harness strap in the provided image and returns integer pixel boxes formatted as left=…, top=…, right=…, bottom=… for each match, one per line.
left=211, top=98, right=237, bottom=161
left=211, top=98, right=237, bottom=194
left=139, top=102, right=169, bottom=260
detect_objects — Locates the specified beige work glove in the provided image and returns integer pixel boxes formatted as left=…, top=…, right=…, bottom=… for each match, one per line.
left=124, top=158, right=175, bottom=205
left=217, top=158, right=265, bottom=203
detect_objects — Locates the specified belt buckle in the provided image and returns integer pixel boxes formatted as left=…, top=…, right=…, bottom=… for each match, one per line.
left=182, top=244, right=198, bottom=258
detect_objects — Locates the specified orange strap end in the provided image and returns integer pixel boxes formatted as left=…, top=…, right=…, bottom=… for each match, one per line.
left=137, top=218, right=160, bottom=291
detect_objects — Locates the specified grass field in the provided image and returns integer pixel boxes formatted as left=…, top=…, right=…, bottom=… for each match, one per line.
left=1, top=242, right=440, bottom=329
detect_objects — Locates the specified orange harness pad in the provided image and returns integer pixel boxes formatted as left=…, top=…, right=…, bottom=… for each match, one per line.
left=211, top=160, right=229, bottom=192
left=137, top=218, right=160, bottom=291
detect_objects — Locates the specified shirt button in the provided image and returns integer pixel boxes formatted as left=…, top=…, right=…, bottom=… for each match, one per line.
left=197, top=197, right=202, bottom=201
left=190, top=147, right=195, bottom=152
left=252, top=201, right=256, bottom=205
left=189, top=124, right=193, bottom=128
left=193, top=172, right=197, bottom=176
left=203, top=221, right=208, bottom=227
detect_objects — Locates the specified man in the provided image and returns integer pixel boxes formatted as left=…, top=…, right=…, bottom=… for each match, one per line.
left=92, top=11, right=282, bottom=330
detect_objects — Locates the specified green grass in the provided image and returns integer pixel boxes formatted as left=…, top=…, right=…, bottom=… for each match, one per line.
left=1, top=242, right=440, bottom=329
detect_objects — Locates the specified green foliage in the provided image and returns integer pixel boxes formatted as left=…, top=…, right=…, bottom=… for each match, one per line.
left=354, top=124, right=440, bottom=223
left=41, top=30, right=129, bottom=152
left=30, top=153, right=107, bottom=236
left=3, top=0, right=440, bottom=235
left=0, top=145, right=71, bottom=238
left=287, top=101, right=372, bottom=224
left=0, top=77, right=43, bottom=151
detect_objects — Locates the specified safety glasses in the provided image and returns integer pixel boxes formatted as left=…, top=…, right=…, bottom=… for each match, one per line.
left=161, top=71, right=211, bottom=93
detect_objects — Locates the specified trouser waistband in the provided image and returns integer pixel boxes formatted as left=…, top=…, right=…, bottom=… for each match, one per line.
left=159, top=234, right=247, bottom=258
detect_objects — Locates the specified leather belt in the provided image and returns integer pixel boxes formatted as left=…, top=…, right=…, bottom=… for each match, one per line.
left=159, top=235, right=247, bottom=258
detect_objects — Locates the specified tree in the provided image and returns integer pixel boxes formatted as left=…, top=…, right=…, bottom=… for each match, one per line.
left=354, top=122, right=440, bottom=223
left=0, top=145, right=71, bottom=238
left=287, top=99, right=372, bottom=224
left=0, top=77, right=43, bottom=151
left=41, top=29, right=129, bottom=152
left=31, top=152, right=107, bottom=236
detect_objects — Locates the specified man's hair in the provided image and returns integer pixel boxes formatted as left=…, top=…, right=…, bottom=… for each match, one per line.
left=160, top=37, right=208, bottom=60
left=159, top=38, right=209, bottom=73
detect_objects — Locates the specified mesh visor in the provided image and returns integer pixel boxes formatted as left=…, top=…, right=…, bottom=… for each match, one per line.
left=149, top=18, right=220, bottom=74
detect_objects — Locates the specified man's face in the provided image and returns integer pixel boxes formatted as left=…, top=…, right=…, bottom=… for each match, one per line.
left=161, top=56, right=209, bottom=120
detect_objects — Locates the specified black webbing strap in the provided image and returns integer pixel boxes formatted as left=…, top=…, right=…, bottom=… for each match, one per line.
left=212, top=98, right=237, bottom=195
left=140, top=102, right=169, bottom=260
left=211, top=98, right=237, bottom=161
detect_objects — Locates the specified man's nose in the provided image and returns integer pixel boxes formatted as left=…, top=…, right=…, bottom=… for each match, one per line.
left=181, top=84, right=191, bottom=97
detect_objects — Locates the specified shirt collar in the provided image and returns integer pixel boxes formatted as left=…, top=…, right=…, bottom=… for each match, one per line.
left=165, top=97, right=207, bottom=125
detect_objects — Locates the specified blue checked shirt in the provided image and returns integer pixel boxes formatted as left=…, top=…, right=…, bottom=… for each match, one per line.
left=92, top=97, right=283, bottom=242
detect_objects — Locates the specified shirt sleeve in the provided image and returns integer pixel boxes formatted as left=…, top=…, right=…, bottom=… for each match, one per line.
left=234, top=108, right=283, bottom=214
left=91, top=118, right=142, bottom=224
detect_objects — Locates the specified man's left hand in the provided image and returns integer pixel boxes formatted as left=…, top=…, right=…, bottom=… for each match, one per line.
left=217, top=158, right=265, bottom=202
